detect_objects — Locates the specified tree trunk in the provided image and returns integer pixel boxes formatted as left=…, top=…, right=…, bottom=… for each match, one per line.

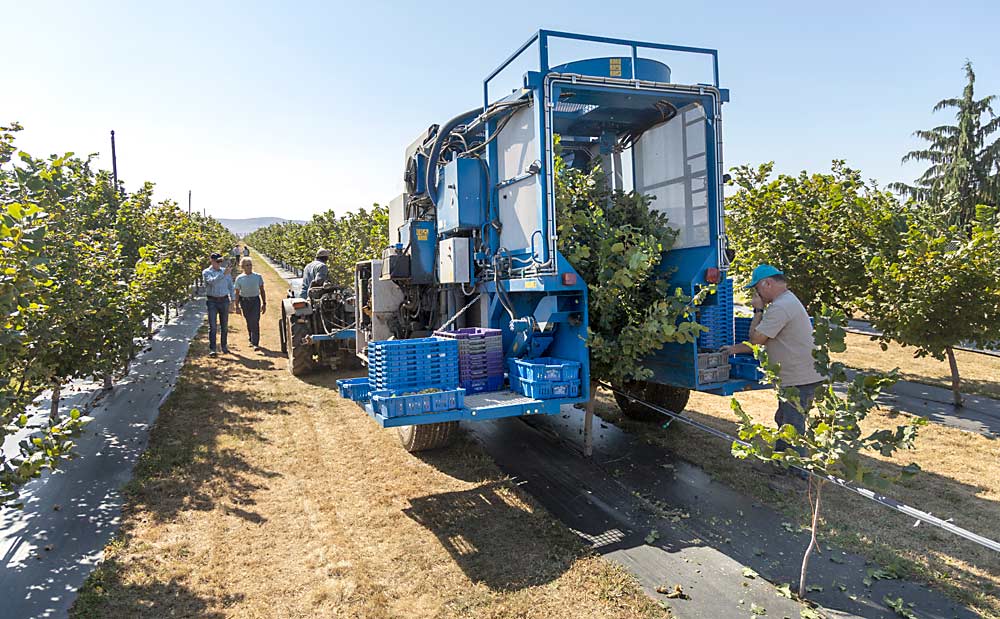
left=147, top=315, right=153, bottom=338
left=583, top=381, right=596, bottom=457
left=49, top=382, right=61, bottom=420
left=945, top=346, right=963, bottom=408
left=799, top=478, right=824, bottom=598
left=103, top=373, right=113, bottom=390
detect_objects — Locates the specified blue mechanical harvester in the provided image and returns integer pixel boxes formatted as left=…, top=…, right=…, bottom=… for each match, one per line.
left=343, top=31, right=757, bottom=451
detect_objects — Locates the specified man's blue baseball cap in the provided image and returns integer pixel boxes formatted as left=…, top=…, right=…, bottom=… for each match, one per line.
left=745, top=264, right=784, bottom=289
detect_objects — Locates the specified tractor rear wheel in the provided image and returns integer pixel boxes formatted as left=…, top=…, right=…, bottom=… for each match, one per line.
left=279, top=309, right=288, bottom=354
left=397, top=422, right=458, bottom=452
left=287, top=319, right=314, bottom=376
left=613, top=381, right=690, bottom=422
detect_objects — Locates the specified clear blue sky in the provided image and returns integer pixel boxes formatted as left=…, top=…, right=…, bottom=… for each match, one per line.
left=6, top=0, right=999, bottom=220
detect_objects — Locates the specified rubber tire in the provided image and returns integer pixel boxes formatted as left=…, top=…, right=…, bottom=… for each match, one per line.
left=279, top=309, right=288, bottom=354
left=287, top=320, right=314, bottom=376
left=614, top=381, right=691, bottom=422
left=397, top=422, right=458, bottom=452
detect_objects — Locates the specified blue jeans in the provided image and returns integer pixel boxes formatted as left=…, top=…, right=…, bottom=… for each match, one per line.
left=207, top=297, right=230, bottom=351
left=774, top=381, right=823, bottom=456
left=239, top=297, right=261, bottom=346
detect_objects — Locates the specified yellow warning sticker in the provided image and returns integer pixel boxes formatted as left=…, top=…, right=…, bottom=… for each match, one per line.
left=609, top=57, right=622, bottom=77
left=416, top=228, right=429, bottom=241
left=524, top=280, right=538, bottom=289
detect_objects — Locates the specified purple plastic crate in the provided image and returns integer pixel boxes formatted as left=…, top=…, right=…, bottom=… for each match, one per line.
left=460, top=358, right=504, bottom=369
left=434, top=327, right=502, bottom=340
left=460, top=349, right=504, bottom=362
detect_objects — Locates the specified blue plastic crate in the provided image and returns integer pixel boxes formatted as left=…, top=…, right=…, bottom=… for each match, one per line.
left=459, top=375, right=504, bottom=394
left=368, top=336, right=456, bottom=350
left=514, top=377, right=580, bottom=399
left=370, top=359, right=457, bottom=373
left=369, top=367, right=459, bottom=380
left=370, top=388, right=466, bottom=418
left=370, top=390, right=407, bottom=417
left=336, top=377, right=370, bottom=401
left=735, top=316, right=753, bottom=343
left=430, top=388, right=465, bottom=411
left=729, top=355, right=764, bottom=381
left=513, top=357, right=581, bottom=382
left=371, top=374, right=460, bottom=390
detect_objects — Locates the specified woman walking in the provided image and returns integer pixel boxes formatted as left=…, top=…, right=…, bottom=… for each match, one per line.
left=234, top=257, right=267, bottom=350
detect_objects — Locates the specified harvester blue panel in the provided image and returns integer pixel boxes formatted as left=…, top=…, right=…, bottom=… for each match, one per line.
left=438, top=158, right=484, bottom=233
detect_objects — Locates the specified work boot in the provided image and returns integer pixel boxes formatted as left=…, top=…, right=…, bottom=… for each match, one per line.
left=209, top=350, right=218, bottom=358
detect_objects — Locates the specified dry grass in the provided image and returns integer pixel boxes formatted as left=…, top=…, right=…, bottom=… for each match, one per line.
left=71, top=257, right=668, bottom=619
left=835, top=332, right=1000, bottom=400
left=593, top=386, right=1000, bottom=617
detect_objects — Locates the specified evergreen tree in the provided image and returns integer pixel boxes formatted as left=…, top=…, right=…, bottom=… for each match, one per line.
left=890, top=61, right=1000, bottom=230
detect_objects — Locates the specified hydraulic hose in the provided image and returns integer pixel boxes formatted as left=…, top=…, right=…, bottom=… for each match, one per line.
left=424, top=107, right=481, bottom=207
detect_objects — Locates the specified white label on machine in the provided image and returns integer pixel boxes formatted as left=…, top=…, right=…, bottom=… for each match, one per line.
left=496, top=105, right=541, bottom=255
left=634, top=102, right=711, bottom=249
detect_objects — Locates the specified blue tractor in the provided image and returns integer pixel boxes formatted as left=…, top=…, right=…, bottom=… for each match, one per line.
left=350, top=31, right=757, bottom=451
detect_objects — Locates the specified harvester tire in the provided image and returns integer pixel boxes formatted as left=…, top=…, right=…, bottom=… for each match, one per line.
left=398, top=422, right=457, bottom=452
left=287, top=319, right=314, bottom=376
left=614, top=381, right=690, bottom=422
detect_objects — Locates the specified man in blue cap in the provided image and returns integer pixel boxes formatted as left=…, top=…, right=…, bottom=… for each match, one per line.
left=723, top=264, right=824, bottom=461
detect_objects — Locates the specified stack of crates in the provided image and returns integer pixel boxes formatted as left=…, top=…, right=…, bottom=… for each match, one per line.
left=697, top=278, right=735, bottom=350
left=367, top=337, right=459, bottom=391
left=510, top=357, right=582, bottom=399
left=434, top=328, right=504, bottom=394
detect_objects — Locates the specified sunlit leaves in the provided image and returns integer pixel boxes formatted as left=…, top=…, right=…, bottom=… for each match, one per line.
left=0, top=123, right=235, bottom=506
left=554, top=155, right=706, bottom=384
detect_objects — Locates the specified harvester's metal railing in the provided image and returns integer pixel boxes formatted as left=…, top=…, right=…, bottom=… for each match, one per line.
left=484, top=29, right=721, bottom=107
left=598, top=381, right=1000, bottom=554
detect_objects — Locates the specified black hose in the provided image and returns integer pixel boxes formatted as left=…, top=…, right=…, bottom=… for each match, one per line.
left=424, top=107, right=481, bottom=207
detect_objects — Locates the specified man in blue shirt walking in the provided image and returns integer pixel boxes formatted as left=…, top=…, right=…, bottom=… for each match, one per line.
left=203, top=252, right=235, bottom=357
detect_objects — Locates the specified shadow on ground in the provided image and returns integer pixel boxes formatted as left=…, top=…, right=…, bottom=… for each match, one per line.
left=122, top=334, right=287, bottom=526
left=403, top=480, right=582, bottom=591
left=72, top=558, right=239, bottom=618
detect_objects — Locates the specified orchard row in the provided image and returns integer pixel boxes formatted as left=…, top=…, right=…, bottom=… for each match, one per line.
left=0, top=123, right=236, bottom=505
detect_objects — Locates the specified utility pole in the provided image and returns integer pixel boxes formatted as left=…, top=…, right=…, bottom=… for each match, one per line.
left=188, top=190, right=192, bottom=213
left=110, top=130, right=119, bottom=194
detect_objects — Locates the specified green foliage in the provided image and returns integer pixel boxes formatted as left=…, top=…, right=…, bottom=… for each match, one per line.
left=554, top=151, right=707, bottom=385
left=726, top=161, right=906, bottom=314
left=863, top=206, right=1000, bottom=403
left=890, top=61, right=1000, bottom=231
left=0, top=123, right=234, bottom=506
left=244, top=204, right=389, bottom=287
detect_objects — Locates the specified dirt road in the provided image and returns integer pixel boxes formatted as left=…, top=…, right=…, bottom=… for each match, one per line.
left=71, top=257, right=665, bottom=618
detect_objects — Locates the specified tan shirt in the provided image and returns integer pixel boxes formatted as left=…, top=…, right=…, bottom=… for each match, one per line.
left=754, top=290, right=824, bottom=386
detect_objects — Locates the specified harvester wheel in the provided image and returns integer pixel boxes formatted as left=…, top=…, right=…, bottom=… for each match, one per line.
left=614, top=381, right=690, bottom=422
left=287, top=319, right=314, bottom=376
left=397, top=422, right=458, bottom=452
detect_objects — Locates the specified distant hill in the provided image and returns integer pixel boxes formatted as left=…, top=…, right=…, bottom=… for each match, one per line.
left=218, top=217, right=304, bottom=236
